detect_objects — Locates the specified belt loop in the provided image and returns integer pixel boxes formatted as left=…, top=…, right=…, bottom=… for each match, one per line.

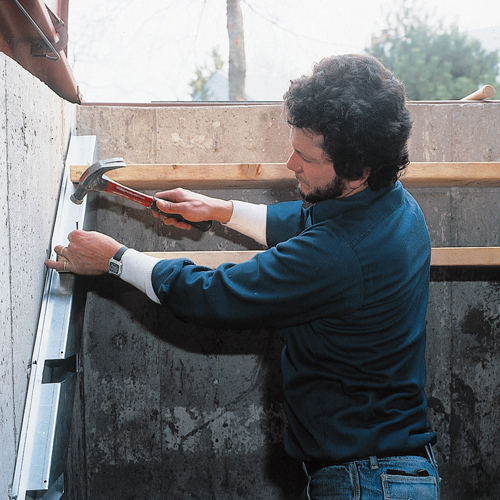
left=425, top=443, right=437, bottom=468
left=369, top=455, right=379, bottom=470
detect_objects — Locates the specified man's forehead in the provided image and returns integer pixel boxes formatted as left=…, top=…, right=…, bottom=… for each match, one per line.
left=290, top=126, right=322, bottom=142
left=290, top=127, right=327, bottom=155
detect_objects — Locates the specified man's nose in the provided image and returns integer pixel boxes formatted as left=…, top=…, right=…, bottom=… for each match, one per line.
left=286, top=152, right=302, bottom=173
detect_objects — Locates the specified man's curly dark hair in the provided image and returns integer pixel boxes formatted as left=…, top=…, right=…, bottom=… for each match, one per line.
left=283, top=54, right=412, bottom=190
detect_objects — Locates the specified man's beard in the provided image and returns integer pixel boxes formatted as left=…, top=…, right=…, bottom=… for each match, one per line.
left=298, top=175, right=348, bottom=203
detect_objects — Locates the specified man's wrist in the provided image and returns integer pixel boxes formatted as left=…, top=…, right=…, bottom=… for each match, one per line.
left=215, top=199, right=234, bottom=224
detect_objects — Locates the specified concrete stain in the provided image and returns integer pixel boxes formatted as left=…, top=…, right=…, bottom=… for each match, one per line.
left=460, top=306, right=495, bottom=345
left=160, top=404, right=285, bottom=455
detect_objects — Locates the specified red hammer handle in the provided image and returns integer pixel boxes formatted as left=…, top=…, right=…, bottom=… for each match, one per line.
left=103, top=179, right=212, bottom=232
left=104, top=179, right=154, bottom=207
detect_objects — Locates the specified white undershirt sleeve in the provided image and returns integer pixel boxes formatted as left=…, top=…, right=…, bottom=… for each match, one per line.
left=120, top=249, right=161, bottom=304
left=223, top=200, right=268, bottom=246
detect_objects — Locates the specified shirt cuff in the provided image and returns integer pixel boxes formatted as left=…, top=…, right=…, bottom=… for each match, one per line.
left=223, top=200, right=267, bottom=246
left=120, top=249, right=161, bottom=304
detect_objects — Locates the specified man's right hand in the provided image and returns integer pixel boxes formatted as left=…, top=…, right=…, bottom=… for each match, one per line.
left=153, top=188, right=233, bottom=229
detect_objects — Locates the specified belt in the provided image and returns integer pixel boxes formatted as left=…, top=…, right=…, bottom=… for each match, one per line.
left=303, top=447, right=429, bottom=476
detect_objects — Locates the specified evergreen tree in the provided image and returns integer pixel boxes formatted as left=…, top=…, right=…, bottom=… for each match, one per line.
left=367, top=1, right=499, bottom=100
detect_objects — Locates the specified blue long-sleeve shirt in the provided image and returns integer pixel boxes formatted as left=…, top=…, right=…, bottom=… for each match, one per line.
left=151, top=181, right=436, bottom=462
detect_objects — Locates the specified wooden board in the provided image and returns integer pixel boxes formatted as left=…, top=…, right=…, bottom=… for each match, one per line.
left=145, top=247, right=500, bottom=268
left=430, top=247, right=500, bottom=267
left=71, top=163, right=296, bottom=189
left=71, top=162, right=500, bottom=190
left=401, top=162, right=500, bottom=188
left=144, top=251, right=262, bottom=268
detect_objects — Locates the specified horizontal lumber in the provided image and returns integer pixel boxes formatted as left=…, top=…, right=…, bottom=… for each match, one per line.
left=144, top=251, right=262, bottom=268
left=401, top=162, right=500, bottom=188
left=145, top=247, right=500, bottom=268
left=71, top=163, right=296, bottom=189
left=71, top=162, right=500, bottom=189
left=430, top=247, right=500, bottom=267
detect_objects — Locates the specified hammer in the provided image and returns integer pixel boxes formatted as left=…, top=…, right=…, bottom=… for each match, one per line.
left=71, top=158, right=212, bottom=232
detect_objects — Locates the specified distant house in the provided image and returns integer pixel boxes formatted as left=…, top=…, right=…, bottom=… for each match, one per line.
left=192, top=70, right=254, bottom=101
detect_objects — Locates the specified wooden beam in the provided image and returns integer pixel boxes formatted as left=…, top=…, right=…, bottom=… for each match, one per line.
left=430, top=247, right=500, bottom=267
left=145, top=247, right=500, bottom=268
left=70, top=163, right=296, bottom=189
left=145, top=251, right=262, bottom=268
left=401, top=162, right=500, bottom=188
left=71, top=162, right=500, bottom=190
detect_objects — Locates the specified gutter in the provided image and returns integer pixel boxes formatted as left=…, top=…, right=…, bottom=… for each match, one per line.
left=0, top=0, right=81, bottom=104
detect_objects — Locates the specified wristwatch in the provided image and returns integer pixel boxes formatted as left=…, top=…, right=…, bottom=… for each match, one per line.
left=108, top=246, right=128, bottom=276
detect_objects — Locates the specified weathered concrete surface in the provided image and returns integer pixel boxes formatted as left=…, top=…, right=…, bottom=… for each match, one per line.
left=0, top=53, right=76, bottom=497
left=71, top=101, right=500, bottom=500
left=76, top=104, right=292, bottom=164
left=77, top=101, right=500, bottom=165
left=71, top=282, right=301, bottom=499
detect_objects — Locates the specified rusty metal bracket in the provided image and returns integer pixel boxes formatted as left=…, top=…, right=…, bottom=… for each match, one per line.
left=46, top=6, right=68, bottom=51
left=31, top=5, right=68, bottom=57
left=12, top=0, right=61, bottom=60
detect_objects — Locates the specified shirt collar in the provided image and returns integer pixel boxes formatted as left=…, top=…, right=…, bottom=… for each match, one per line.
left=307, top=181, right=401, bottom=225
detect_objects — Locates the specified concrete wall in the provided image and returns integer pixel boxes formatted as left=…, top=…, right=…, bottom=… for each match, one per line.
left=0, top=53, right=76, bottom=498
left=71, top=101, right=500, bottom=500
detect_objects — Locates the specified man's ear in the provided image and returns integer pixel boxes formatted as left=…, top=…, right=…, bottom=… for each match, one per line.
left=347, top=169, right=370, bottom=190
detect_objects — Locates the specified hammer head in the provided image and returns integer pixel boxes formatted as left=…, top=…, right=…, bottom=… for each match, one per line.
left=71, top=158, right=127, bottom=204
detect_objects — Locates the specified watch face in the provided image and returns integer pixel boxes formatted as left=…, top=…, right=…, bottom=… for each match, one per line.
left=109, top=261, right=120, bottom=274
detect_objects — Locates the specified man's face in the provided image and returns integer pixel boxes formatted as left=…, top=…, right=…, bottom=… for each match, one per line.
left=286, top=127, right=347, bottom=203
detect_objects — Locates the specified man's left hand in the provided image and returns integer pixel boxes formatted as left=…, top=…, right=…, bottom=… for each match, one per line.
left=45, top=230, right=123, bottom=275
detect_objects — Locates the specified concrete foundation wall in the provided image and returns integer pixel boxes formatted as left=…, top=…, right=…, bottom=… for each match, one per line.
left=72, top=101, right=500, bottom=499
left=0, top=53, right=76, bottom=497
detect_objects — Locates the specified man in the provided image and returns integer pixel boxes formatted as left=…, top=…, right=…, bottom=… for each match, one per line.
left=46, top=54, right=440, bottom=499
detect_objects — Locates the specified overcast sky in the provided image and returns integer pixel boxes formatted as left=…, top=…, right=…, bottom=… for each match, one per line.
left=64, top=0, right=500, bottom=103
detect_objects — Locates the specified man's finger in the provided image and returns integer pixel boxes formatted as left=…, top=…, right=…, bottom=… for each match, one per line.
left=45, top=258, right=56, bottom=269
left=155, top=199, right=179, bottom=214
left=54, top=244, right=65, bottom=255
left=57, top=255, right=70, bottom=273
left=45, top=258, right=67, bottom=273
left=160, top=214, right=192, bottom=230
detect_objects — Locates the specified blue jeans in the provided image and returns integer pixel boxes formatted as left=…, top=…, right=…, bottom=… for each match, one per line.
left=302, top=445, right=440, bottom=500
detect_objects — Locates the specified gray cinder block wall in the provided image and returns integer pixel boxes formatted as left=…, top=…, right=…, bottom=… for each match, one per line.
left=72, top=101, right=500, bottom=500
left=0, top=53, right=76, bottom=498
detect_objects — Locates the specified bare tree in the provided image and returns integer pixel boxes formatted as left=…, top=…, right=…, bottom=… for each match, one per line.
left=226, top=0, right=246, bottom=100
